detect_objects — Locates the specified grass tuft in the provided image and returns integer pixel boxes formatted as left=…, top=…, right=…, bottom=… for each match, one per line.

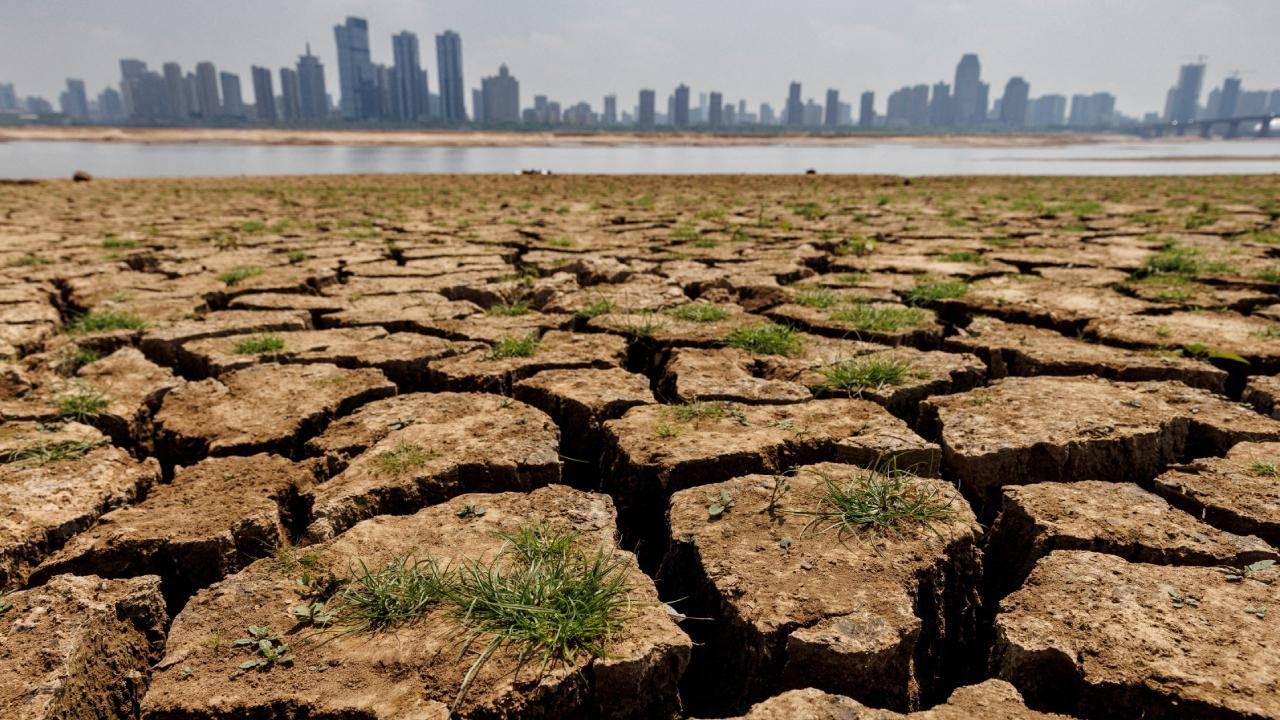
left=829, top=303, right=927, bottom=332
left=793, top=287, right=840, bottom=308
left=372, top=441, right=436, bottom=475
left=1249, top=462, right=1279, bottom=477
left=789, top=461, right=956, bottom=539
left=817, top=357, right=926, bottom=395
left=1, top=439, right=102, bottom=466
left=335, top=555, right=451, bottom=633
left=217, top=266, right=264, bottom=286
left=488, top=300, right=532, bottom=317
left=66, top=311, right=147, bottom=334
left=575, top=298, right=614, bottom=321
left=668, top=302, right=730, bottom=323
left=902, top=280, right=968, bottom=305
left=488, top=333, right=541, bottom=359
left=669, top=399, right=740, bottom=424
left=232, top=334, right=285, bottom=354
left=724, top=323, right=803, bottom=356
left=55, top=386, right=110, bottom=422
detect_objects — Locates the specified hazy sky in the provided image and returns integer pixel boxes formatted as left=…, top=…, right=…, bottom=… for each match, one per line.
left=3, top=0, right=1278, bottom=116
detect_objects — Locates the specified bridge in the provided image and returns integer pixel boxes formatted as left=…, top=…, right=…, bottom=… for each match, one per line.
left=1136, top=114, right=1278, bottom=139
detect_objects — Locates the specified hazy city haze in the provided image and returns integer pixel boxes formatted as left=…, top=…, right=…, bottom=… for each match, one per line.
left=3, top=0, right=1278, bottom=117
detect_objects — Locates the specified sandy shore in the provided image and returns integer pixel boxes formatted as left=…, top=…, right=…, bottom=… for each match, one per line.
left=0, top=125, right=1144, bottom=148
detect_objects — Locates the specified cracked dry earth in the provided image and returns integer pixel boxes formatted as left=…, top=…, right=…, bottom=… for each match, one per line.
left=1, top=174, right=1280, bottom=720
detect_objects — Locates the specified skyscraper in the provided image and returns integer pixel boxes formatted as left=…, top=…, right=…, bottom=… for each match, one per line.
left=859, top=91, right=874, bottom=128
left=251, top=67, right=276, bottom=122
left=1168, top=62, right=1205, bottom=124
left=219, top=72, right=244, bottom=117
left=279, top=67, right=301, bottom=121
left=60, top=78, right=89, bottom=118
left=1219, top=76, right=1241, bottom=119
left=602, top=94, right=617, bottom=126
left=480, top=64, right=519, bottom=124
left=96, top=87, right=124, bottom=119
left=162, top=62, right=189, bottom=119
left=391, top=31, right=428, bottom=122
left=708, top=91, right=723, bottom=128
left=297, top=44, right=327, bottom=119
left=1028, top=95, right=1066, bottom=127
left=786, top=82, right=803, bottom=126
left=953, top=53, right=984, bottom=126
left=824, top=89, right=839, bottom=127
left=929, top=82, right=952, bottom=126
left=0, top=83, right=18, bottom=112
left=673, top=84, right=690, bottom=128
left=436, top=30, right=466, bottom=124
left=194, top=62, right=220, bottom=118
left=1000, top=77, right=1030, bottom=126
left=334, top=16, right=371, bottom=119
left=637, top=88, right=655, bottom=130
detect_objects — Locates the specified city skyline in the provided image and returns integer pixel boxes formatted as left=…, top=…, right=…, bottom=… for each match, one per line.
left=3, top=0, right=1279, bottom=120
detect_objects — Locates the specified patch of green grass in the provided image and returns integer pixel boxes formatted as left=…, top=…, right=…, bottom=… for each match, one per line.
left=1256, top=266, right=1280, bottom=284
left=902, top=279, right=968, bottom=305
left=232, top=334, right=285, bottom=354
left=793, top=287, right=840, bottom=309
left=238, top=221, right=267, bottom=234
left=1184, top=202, right=1221, bottom=230
left=55, top=386, right=110, bottom=422
left=286, top=250, right=307, bottom=263
left=59, top=346, right=101, bottom=375
left=487, top=300, right=532, bottom=317
left=789, top=462, right=956, bottom=539
left=1, top=439, right=102, bottom=466
left=1249, top=462, right=1279, bottom=477
left=939, top=251, right=986, bottom=264
left=724, top=323, right=804, bottom=356
left=10, top=254, right=51, bottom=267
left=835, top=236, right=876, bottom=256
left=671, top=226, right=700, bottom=240
left=692, top=238, right=719, bottom=248
left=817, top=357, right=926, bottom=395
left=101, top=237, right=137, bottom=250
left=668, top=302, right=730, bottom=323
left=668, top=399, right=741, bottom=424
left=545, top=237, right=576, bottom=248
left=335, top=555, right=450, bottom=632
left=217, top=266, right=264, bottom=286
left=488, top=333, right=540, bottom=359
left=233, top=625, right=294, bottom=672
left=372, top=441, right=436, bottom=475
left=575, top=298, right=614, bottom=321
left=982, top=236, right=1013, bottom=247
left=829, top=304, right=927, bottom=332
left=834, top=272, right=867, bottom=285
left=66, top=311, right=146, bottom=334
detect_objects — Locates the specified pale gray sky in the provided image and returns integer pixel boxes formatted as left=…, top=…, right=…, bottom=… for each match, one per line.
left=2, top=0, right=1277, bottom=116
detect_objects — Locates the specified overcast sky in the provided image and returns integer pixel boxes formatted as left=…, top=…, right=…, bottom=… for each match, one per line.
left=3, top=0, right=1278, bottom=116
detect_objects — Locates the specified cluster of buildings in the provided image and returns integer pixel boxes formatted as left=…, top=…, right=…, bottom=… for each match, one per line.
left=3, top=16, right=1279, bottom=134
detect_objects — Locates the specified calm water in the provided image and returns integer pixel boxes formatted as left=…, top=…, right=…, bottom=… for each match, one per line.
left=3, top=139, right=1280, bottom=178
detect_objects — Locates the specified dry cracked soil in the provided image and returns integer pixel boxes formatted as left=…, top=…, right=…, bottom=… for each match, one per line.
left=1, top=173, right=1279, bottom=720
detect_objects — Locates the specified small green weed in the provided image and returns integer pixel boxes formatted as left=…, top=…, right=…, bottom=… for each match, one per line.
left=902, top=280, right=968, bottom=305
left=488, top=300, right=532, bottom=317
left=233, top=625, right=294, bottom=671
left=789, top=462, right=956, bottom=539
left=232, top=334, right=284, bottom=354
left=724, top=323, right=803, bottom=356
left=217, top=266, right=264, bottom=286
left=1, top=439, right=101, bottom=466
left=829, top=304, right=927, bottom=332
left=793, top=287, right=840, bottom=308
left=373, top=441, right=436, bottom=475
left=575, top=298, right=613, bottom=321
left=55, top=387, right=110, bottom=422
left=66, top=311, right=146, bottom=334
left=668, top=303, right=730, bottom=323
left=818, top=357, right=925, bottom=395
left=488, top=333, right=540, bottom=359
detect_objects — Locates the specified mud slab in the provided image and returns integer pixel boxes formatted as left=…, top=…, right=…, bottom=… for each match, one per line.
left=661, top=462, right=980, bottom=713
left=766, top=302, right=944, bottom=348
left=141, top=486, right=690, bottom=720
left=154, top=362, right=395, bottom=461
left=73, top=347, right=183, bottom=446
left=922, top=376, right=1280, bottom=509
left=1242, top=374, right=1280, bottom=417
left=993, top=550, right=1280, bottom=719
left=1150, top=441, right=1280, bottom=546
left=945, top=316, right=1226, bottom=392
left=720, top=680, right=1069, bottom=719
left=1084, top=310, right=1280, bottom=369
left=302, top=392, right=561, bottom=541
left=985, top=480, right=1277, bottom=596
left=429, top=329, right=628, bottom=392
left=0, top=574, right=168, bottom=720
left=33, top=454, right=314, bottom=604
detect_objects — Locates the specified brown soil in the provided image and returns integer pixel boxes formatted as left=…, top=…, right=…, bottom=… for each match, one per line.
left=2, top=174, right=1280, bottom=719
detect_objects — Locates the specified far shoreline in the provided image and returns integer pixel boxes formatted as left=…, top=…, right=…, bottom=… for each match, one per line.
left=0, top=125, right=1238, bottom=149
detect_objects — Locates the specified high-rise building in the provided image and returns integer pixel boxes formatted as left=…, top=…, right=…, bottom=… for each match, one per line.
left=602, top=94, right=617, bottom=126
left=119, top=59, right=170, bottom=119
left=391, top=31, right=428, bottom=122
left=1237, top=89, right=1268, bottom=117
left=279, top=67, right=301, bottom=121
left=0, top=83, right=17, bottom=112
left=708, top=91, right=723, bottom=128
left=929, top=82, right=952, bottom=126
left=194, top=62, right=220, bottom=118
left=1068, top=92, right=1116, bottom=127
left=219, top=72, right=244, bottom=117
left=472, top=89, right=484, bottom=123
left=824, top=89, right=839, bottom=127
left=786, top=82, right=803, bottom=126
left=60, top=78, right=89, bottom=118
left=1168, top=62, right=1205, bottom=124
left=96, top=87, right=124, bottom=119
left=183, top=72, right=199, bottom=117
left=760, top=102, right=775, bottom=125
left=673, top=84, right=690, bottom=128
left=480, top=64, right=519, bottom=124
left=1028, top=94, right=1066, bottom=127
left=953, top=53, right=984, bottom=126
left=297, top=44, right=327, bottom=119
left=637, top=88, right=655, bottom=130
left=251, top=67, right=276, bottom=122
left=334, top=16, right=371, bottom=119
left=1219, top=76, right=1241, bottom=118
left=162, top=63, right=189, bottom=119
left=859, top=91, right=874, bottom=128
left=1000, top=76, right=1030, bottom=126
left=1269, top=89, right=1280, bottom=114
left=436, top=30, right=466, bottom=124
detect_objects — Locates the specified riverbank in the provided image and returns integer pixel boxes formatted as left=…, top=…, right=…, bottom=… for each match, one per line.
left=0, top=125, right=1136, bottom=148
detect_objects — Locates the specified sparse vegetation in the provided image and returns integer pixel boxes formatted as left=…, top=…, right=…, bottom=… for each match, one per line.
left=829, top=303, right=927, bottom=331
left=835, top=236, right=876, bottom=256
left=233, top=625, right=294, bottom=671
left=65, top=311, right=147, bottom=334
left=575, top=297, right=613, bottom=320
left=217, top=266, right=264, bottom=286
left=488, top=333, right=541, bottom=359
left=232, top=334, right=285, bottom=354
left=793, top=287, right=840, bottom=308
left=372, top=441, right=436, bottom=475
left=902, top=279, right=968, bottom=305
left=668, top=302, right=730, bottom=323
left=488, top=300, right=532, bottom=316
left=723, top=323, right=803, bottom=356
left=55, top=386, right=110, bottom=422
left=817, top=356, right=926, bottom=395
left=789, top=462, right=956, bottom=539
left=0, top=439, right=102, bottom=466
